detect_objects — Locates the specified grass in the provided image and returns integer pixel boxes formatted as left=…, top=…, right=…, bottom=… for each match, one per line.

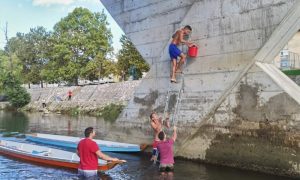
left=62, top=103, right=124, bottom=123
left=92, top=104, right=124, bottom=123
left=282, top=69, right=300, bottom=75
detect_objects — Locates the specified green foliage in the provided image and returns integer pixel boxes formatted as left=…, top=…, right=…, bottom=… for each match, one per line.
left=45, top=7, right=114, bottom=84
left=2, top=73, right=30, bottom=108
left=98, top=103, right=124, bottom=122
left=2, top=8, right=149, bottom=86
left=69, top=107, right=81, bottom=116
left=62, top=104, right=123, bottom=121
left=7, top=27, right=51, bottom=86
left=117, top=35, right=149, bottom=80
left=6, top=87, right=30, bottom=108
left=0, top=50, right=23, bottom=89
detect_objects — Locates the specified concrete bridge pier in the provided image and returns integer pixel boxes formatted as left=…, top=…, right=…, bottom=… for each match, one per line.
left=101, top=0, right=300, bottom=177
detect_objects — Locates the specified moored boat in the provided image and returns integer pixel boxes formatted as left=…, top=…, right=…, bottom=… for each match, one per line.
left=0, top=140, right=123, bottom=171
left=2, top=132, right=19, bottom=137
left=26, top=133, right=145, bottom=152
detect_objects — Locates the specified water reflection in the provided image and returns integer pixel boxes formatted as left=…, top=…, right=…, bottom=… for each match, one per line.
left=20, top=112, right=152, bottom=145
left=0, top=111, right=28, bottom=133
left=26, top=112, right=115, bottom=138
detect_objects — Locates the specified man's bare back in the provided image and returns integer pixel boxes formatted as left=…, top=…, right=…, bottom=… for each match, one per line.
left=171, top=30, right=183, bottom=45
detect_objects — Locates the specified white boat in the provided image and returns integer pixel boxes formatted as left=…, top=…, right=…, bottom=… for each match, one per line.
left=26, top=133, right=146, bottom=152
left=0, top=140, right=123, bottom=171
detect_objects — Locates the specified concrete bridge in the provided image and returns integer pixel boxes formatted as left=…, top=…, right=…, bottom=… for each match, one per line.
left=101, top=0, right=300, bottom=177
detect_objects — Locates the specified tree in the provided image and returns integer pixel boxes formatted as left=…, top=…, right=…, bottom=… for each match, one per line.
left=0, top=50, right=22, bottom=81
left=0, top=23, right=23, bottom=90
left=0, top=50, right=9, bottom=93
left=3, top=22, right=13, bottom=72
left=46, top=7, right=113, bottom=85
left=117, top=35, right=149, bottom=80
left=7, top=27, right=51, bottom=88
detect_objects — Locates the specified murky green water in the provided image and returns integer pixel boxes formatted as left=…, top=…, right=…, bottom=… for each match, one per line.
left=0, top=111, right=296, bottom=180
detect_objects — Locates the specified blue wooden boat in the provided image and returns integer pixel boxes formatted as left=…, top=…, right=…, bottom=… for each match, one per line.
left=26, top=133, right=145, bottom=152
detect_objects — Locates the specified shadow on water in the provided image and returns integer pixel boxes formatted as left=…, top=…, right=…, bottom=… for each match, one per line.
left=0, top=110, right=29, bottom=133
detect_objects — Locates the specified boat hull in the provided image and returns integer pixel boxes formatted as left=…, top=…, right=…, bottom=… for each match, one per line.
left=0, top=141, right=118, bottom=171
left=26, top=134, right=143, bottom=152
left=26, top=136, right=77, bottom=149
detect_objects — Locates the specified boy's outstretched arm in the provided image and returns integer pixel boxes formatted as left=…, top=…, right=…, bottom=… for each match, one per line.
left=164, top=112, right=171, bottom=128
left=172, top=126, right=177, bottom=142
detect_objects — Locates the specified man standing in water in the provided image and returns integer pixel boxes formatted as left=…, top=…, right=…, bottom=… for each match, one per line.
left=77, top=127, right=125, bottom=179
left=150, top=112, right=170, bottom=162
left=157, top=126, right=177, bottom=178
left=169, top=25, right=193, bottom=83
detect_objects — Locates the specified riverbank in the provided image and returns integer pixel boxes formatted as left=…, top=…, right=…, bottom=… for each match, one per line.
left=23, top=81, right=140, bottom=117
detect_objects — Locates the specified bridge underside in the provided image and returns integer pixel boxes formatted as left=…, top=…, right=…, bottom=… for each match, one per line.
left=101, top=0, right=300, bottom=177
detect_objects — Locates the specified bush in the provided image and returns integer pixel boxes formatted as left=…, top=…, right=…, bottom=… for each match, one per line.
left=5, top=86, right=31, bottom=108
left=98, top=104, right=124, bottom=123
left=2, top=73, right=31, bottom=108
left=69, top=107, right=81, bottom=116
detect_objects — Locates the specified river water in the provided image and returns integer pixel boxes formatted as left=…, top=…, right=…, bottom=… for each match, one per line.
left=0, top=111, right=296, bottom=180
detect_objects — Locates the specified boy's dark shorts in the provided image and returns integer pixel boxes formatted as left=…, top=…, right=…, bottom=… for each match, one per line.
left=159, top=164, right=174, bottom=172
left=169, top=44, right=181, bottom=60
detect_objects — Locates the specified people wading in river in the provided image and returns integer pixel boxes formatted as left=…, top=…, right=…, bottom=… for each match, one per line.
left=157, top=126, right=177, bottom=179
left=150, top=112, right=170, bottom=162
left=76, top=127, right=126, bottom=180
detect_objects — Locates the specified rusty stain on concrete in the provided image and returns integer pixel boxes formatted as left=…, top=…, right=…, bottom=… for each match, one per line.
left=134, top=90, right=158, bottom=106
left=134, top=90, right=159, bottom=117
left=234, top=84, right=300, bottom=122
left=205, top=84, right=300, bottom=177
left=205, top=124, right=300, bottom=177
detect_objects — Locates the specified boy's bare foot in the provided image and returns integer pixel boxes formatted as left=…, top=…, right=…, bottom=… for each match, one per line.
left=170, top=79, right=177, bottom=83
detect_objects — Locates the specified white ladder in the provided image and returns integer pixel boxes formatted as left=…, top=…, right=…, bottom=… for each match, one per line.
left=162, top=55, right=187, bottom=127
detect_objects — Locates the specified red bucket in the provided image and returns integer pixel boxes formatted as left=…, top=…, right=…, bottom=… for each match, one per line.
left=188, top=45, right=198, bottom=57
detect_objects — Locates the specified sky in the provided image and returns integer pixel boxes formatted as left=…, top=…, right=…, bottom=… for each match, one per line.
left=0, top=0, right=124, bottom=53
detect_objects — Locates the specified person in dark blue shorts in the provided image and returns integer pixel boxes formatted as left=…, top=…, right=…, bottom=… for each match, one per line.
left=169, top=25, right=193, bottom=83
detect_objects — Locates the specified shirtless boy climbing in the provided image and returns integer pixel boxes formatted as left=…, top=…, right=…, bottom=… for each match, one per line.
left=150, top=112, right=170, bottom=162
left=169, top=25, right=193, bottom=83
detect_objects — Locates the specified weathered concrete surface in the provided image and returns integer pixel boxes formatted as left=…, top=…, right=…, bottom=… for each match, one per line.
left=25, top=81, right=141, bottom=112
left=288, top=31, right=300, bottom=55
left=290, top=75, right=300, bottom=85
left=101, top=0, right=300, bottom=177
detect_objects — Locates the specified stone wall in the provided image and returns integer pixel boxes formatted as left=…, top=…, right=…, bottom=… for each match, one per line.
left=25, top=81, right=141, bottom=112
left=101, top=0, right=300, bottom=177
